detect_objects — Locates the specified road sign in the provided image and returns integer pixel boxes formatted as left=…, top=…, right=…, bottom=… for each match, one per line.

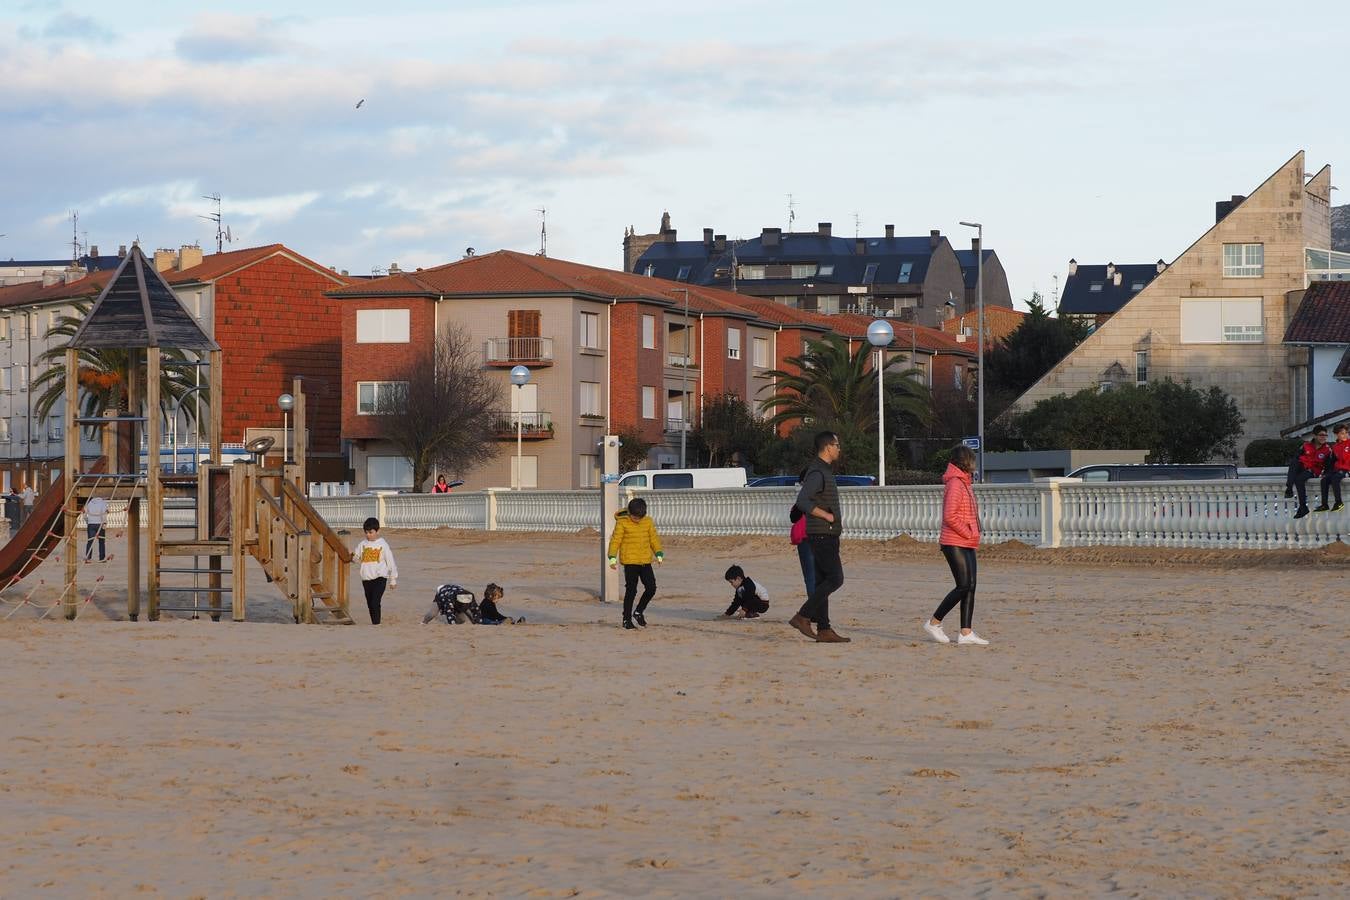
left=962, top=436, right=981, bottom=451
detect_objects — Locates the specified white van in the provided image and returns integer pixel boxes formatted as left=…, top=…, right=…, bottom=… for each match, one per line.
left=617, top=467, right=748, bottom=490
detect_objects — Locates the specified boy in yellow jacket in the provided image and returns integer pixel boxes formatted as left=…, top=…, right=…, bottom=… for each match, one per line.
left=608, top=497, right=664, bottom=629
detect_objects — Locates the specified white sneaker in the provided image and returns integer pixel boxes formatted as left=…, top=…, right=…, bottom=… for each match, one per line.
left=957, top=631, right=989, bottom=645
left=922, top=619, right=950, bottom=644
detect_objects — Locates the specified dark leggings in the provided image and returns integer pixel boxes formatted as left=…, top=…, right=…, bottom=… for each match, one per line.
left=623, top=564, right=656, bottom=621
left=932, top=545, right=977, bottom=630
left=1322, top=470, right=1346, bottom=506
left=363, top=577, right=387, bottom=624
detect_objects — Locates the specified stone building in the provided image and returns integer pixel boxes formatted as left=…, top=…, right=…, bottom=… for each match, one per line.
left=1006, top=151, right=1334, bottom=455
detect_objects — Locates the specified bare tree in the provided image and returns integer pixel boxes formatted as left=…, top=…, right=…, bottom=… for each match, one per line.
left=374, top=326, right=500, bottom=491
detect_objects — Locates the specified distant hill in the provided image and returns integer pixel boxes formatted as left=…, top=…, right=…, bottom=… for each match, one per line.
left=1334, top=204, right=1350, bottom=252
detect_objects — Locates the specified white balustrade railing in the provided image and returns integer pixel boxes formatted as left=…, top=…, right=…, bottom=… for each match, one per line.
left=80, top=478, right=1349, bottom=550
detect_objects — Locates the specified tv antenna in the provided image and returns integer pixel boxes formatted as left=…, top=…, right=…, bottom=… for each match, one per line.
left=70, top=210, right=81, bottom=263
left=853, top=212, right=861, bottom=238
left=199, top=193, right=232, bottom=253
left=536, top=207, right=547, bottom=257
left=1052, top=273, right=1060, bottom=308
left=787, top=193, right=796, bottom=231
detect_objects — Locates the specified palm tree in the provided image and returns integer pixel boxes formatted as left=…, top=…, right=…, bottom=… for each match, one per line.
left=759, top=332, right=932, bottom=439
left=31, top=301, right=206, bottom=429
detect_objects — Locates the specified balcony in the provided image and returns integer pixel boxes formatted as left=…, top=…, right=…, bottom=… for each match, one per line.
left=484, top=337, right=554, bottom=367
left=666, top=352, right=698, bottom=368
left=664, top=418, right=693, bottom=435
left=491, top=411, right=554, bottom=440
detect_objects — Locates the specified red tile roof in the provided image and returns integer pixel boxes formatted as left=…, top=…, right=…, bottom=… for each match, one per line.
left=940, top=305, right=1026, bottom=345
left=166, top=244, right=350, bottom=285
left=0, top=270, right=113, bottom=310
left=1285, top=281, right=1350, bottom=344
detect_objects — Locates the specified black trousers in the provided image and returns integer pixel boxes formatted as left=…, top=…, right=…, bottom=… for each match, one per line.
left=1322, top=470, right=1346, bottom=506
left=85, top=523, right=105, bottom=558
left=623, top=564, right=656, bottom=621
left=933, top=545, right=977, bottom=630
left=799, top=534, right=844, bottom=630
left=1293, top=468, right=1316, bottom=509
left=363, top=576, right=387, bottom=624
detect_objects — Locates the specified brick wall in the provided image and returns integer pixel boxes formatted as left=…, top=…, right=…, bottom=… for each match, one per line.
left=610, top=301, right=666, bottom=444
left=339, top=297, right=437, bottom=440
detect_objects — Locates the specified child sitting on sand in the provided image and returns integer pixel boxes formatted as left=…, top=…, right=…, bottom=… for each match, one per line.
left=479, top=583, right=523, bottom=624
left=722, top=565, right=770, bottom=618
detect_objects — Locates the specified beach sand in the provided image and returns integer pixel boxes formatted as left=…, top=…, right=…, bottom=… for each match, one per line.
left=1, top=527, right=1347, bottom=896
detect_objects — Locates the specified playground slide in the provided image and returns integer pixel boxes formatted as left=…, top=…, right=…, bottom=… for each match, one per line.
left=0, top=459, right=108, bottom=589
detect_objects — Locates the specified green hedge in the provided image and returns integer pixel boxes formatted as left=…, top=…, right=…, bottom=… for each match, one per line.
left=1244, top=438, right=1299, bottom=467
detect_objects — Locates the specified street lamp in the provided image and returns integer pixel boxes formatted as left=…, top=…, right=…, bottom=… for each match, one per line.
left=959, top=221, right=984, bottom=481
left=866, top=319, right=893, bottom=487
left=277, top=393, right=294, bottom=463
left=510, top=365, right=531, bottom=489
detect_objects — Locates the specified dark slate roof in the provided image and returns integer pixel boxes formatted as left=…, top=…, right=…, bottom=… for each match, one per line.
left=633, top=231, right=941, bottom=289
left=68, top=245, right=219, bottom=351
left=1, top=254, right=125, bottom=272
left=1057, top=263, right=1161, bottom=315
left=1285, top=281, right=1350, bottom=344
left=954, top=248, right=995, bottom=289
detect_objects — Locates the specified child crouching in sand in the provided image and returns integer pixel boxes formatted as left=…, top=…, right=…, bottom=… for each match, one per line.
left=722, top=565, right=769, bottom=618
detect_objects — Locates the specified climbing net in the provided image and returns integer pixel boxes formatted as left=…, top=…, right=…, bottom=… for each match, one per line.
left=0, top=472, right=145, bottom=621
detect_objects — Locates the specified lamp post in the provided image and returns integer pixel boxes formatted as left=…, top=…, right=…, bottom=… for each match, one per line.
left=510, top=365, right=531, bottom=489
left=866, top=319, right=894, bottom=487
left=277, top=393, right=294, bottom=464
left=959, top=221, right=984, bottom=481
left=676, top=288, right=690, bottom=467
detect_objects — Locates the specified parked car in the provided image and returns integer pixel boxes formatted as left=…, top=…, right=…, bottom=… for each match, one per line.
left=1067, top=464, right=1239, bottom=482
left=617, top=467, right=748, bottom=490
left=747, top=474, right=879, bottom=487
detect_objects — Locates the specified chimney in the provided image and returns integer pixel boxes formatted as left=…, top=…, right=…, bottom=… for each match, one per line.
left=389, top=262, right=402, bottom=274
left=177, top=244, right=203, bottom=271
left=885, top=224, right=895, bottom=239
left=818, top=222, right=832, bottom=237
left=1113, top=271, right=1122, bottom=287
left=89, top=244, right=99, bottom=258
left=43, top=271, right=62, bottom=287
left=762, top=227, right=781, bottom=248
left=154, top=248, right=176, bottom=272
left=118, top=245, right=127, bottom=259
left=929, top=229, right=941, bottom=250
left=663, top=229, right=677, bottom=243
left=1215, top=194, right=1246, bottom=223
left=1068, top=258, right=1078, bottom=275
left=714, top=234, right=726, bottom=253
left=1106, top=262, right=1115, bottom=279
left=1156, top=258, right=1167, bottom=274
left=703, top=228, right=713, bottom=246
left=856, top=238, right=866, bottom=255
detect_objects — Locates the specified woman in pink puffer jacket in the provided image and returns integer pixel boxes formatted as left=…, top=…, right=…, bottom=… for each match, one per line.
left=923, top=445, right=989, bottom=645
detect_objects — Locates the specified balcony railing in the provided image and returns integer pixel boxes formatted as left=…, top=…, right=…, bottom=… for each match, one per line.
left=484, top=337, right=554, bottom=366
left=667, top=352, right=698, bottom=368
left=491, top=411, right=554, bottom=439
left=664, top=417, right=693, bottom=434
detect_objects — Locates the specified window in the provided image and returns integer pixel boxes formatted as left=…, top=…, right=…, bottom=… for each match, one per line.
left=641, top=314, right=655, bottom=349
left=510, top=454, right=538, bottom=489
left=580, top=381, right=602, bottom=417
left=0, top=419, right=8, bottom=442
left=752, top=337, right=769, bottom=368
left=0, top=368, right=11, bottom=392
left=366, top=455, right=413, bottom=489
left=356, top=309, right=410, bottom=343
left=954, top=366, right=963, bottom=390
left=1135, top=350, right=1149, bottom=384
left=652, top=472, right=694, bottom=489
left=862, top=263, right=878, bottom=285
left=641, top=386, right=656, bottom=419
left=727, top=328, right=741, bottom=359
left=13, top=316, right=25, bottom=340
left=790, top=264, right=817, bottom=278
left=0, top=318, right=8, bottom=341
left=14, top=366, right=25, bottom=391
left=619, top=473, right=647, bottom=488
left=1223, top=243, right=1264, bottom=278
left=898, top=262, right=913, bottom=283
left=45, top=310, right=59, bottom=334
left=676, top=265, right=691, bottom=282
left=48, top=419, right=62, bottom=440
left=356, top=381, right=407, bottom=414
left=1180, top=298, right=1263, bottom=343
left=737, top=265, right=766, bottom=280
left=579, top=455, right=600, bottom=488
left=818, top=264, right=835, bottom=277
left=774, top=296, right=799, bottom=308
left=1131, top=281, right=1145, bottom=291
left=1089, top=282, right=1104, bottom=292
left=580, top=311, right=601, bottom=349
left=817, top=295, right=840, bottom=314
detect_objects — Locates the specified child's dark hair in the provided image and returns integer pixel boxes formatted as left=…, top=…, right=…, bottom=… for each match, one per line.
left=363, top=517, right=380, bottom=532
left=627, top=497, right=647, bottom=518
left=724, top=565, right=744, bottom=581
left=484, top=583, right=503, bottom=602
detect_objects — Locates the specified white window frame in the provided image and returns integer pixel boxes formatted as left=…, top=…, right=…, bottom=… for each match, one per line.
left=790, top=263, right=816, bottom=278
left=1180, top=298, right=1263, bottom=344
left=641, top=314, right=655, bottom=350
left=727, top=327, right=741, bottom=359
left=752, top=336, right=769, bottom=368
left=738, top=264, right=766, bottom=281
left=366, top=455, right=414, bottom=489
left=580, top=381, right=602, bottom=417
left=0, top=368, right=11, bottom=393
left=356, top=308, right=411, bottom=343
left=356, top=380, right=408, bottom=415
left=580, top=311, right=601, bottom=349
left=641, top=386, right=656, bottom=419
left=0, top=419, right=9, bottom=442
left=15, top=365, right=26, bottom=392
left=1222, top=243, right=1264, bottom=278
left=1135, top=350, right=1149, bottom=384
left=817, top=295, right=840, bottom=314
left=0, top=318, right=9, bottom=341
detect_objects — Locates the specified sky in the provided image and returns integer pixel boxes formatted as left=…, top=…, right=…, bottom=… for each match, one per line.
left=3, top=0, right=1349, bottom=307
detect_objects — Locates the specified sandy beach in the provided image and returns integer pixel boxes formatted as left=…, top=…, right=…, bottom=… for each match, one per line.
left=2, top=527, right=1347, bottom=896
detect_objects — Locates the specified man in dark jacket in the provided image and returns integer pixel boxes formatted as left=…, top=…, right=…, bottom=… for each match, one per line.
left=789, top=431, right=849, bottom=643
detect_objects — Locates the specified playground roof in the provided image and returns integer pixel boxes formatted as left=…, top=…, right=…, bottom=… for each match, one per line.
left=67, top=244, right=219, bottom=351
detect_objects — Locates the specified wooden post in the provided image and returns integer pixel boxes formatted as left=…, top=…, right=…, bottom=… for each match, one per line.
left=201, top=466, right=222, bottom=621
left=292, top=376, right=307, bottom=492
left=146, top=347, right=161, bottom=620
left=230, top=462, right=246, bottom=621
left=296, top=533, right=312, bottom=623
left=126, top=354, right=141, bottom=621
left=209, top=350, right=223, bottom=466
left=127, top=499, right=140, bottom=620
left=100, top=409, right=116, bottom=469
left=62, top=349, right=80, bottom=620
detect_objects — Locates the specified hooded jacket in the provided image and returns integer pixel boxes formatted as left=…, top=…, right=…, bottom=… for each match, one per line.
left=939, top=462, right=980, bottom=549
left=608, top=511, right=664, bottom=565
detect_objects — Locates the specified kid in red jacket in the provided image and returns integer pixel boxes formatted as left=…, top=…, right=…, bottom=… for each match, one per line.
left=923, top=445, right=988, bottom=646
left=1317, top=423, right=1350, bottom=512
left=1291, top=426, right=1331, bottom=518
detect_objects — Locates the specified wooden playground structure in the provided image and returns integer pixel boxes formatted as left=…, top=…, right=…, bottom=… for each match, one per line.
left=5, top=245, right=353, bottom=623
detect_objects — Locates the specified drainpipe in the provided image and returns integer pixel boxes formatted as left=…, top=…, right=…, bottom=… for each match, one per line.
left=432, top=294, right=442, bottom=486
left=699, top=313, right=705, bottom=423
left=606, top=297, right=617, bottom=433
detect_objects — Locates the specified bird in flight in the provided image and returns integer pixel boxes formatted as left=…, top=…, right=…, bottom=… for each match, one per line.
left=356, top=99, right=365, bottom=109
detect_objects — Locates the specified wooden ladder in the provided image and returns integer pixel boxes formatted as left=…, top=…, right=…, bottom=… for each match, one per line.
left=247, top=470, right=353, bottom=624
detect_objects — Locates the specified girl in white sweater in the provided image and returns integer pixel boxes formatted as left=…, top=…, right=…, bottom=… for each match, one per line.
left=354, top=516, right=398, bottom=624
